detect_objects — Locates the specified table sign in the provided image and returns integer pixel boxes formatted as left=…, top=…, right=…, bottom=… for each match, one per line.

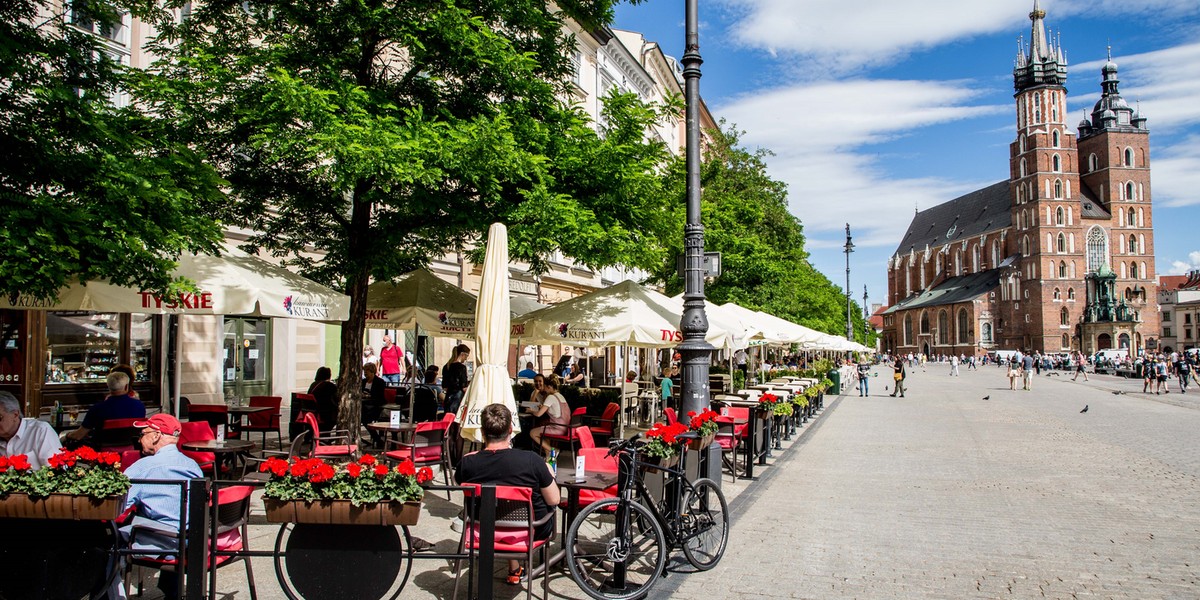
left=575, top=456, right=586, bottom=482
left=216, top=425, right=225, bottom=443
left=720, top=406, right=729, bottom=417
left=389, top=410, right=402, bottom=427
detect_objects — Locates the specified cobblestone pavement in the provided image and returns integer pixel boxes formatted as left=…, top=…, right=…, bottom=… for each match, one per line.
left=663, top=365, right=1200, bottom=599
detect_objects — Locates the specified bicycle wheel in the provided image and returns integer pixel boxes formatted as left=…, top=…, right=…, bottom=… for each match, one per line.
left=680, top=478, right=729, bottom=570
left=566, top=498, right=667, bottom=600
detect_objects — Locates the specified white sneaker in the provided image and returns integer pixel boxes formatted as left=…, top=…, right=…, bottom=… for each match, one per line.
left=451, top=516, right=463, bottom=533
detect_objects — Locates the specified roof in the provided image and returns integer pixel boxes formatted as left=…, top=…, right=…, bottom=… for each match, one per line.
left=894, top=181, right=1011, bottom=256
left=1159, top=275, right=1189, bottom=291
left=1078, top=183, right=1111, bottom=219
left=883, top=261, right=1014, bottom=314
left=868, top=305, right=887, bottom=330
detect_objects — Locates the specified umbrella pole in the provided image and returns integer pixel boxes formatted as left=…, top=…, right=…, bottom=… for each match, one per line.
left=172, top=315, right=183, bottom=418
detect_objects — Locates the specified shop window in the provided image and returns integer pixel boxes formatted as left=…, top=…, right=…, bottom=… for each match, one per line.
left=45, top=312, right=156, bottom=385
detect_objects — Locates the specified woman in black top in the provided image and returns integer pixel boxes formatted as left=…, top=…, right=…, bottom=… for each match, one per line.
left=307, top=366, right=339, bottom=431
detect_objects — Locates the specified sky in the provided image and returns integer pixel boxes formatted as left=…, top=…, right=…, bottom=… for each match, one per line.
left=613, top=0, right=1200, bottom=313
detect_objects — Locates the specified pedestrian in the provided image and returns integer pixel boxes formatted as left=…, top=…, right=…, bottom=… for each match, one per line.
left=1142, top=358, right=1155, bottom=393
left=1021, top=353, right=1035, bottom=391
left=967, top=355, right=978, bottom=371
left=1178, top=357, right=1191, bottom=393
left=379, top=335, right=404, bottom=383
left=857, top=360, right=871, bottom=396
left=889, top=359, right=906, bottom=397
left=949, top=355, right=959, bottom=377
left=1072, top=350, right=1088, bottom=381
left=1008, top=360, right=1019, bottom=390
left=442, top=343, right=471, bottom=415
left=1155, top=356, right=1169, bottom=394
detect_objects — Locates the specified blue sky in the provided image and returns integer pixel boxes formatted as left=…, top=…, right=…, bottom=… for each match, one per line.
left=613, top=0, right=1200, bottom=312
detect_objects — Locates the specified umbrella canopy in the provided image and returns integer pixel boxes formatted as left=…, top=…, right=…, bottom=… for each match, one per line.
left=719, top=303, right=825, bottom=346
left=509, top=295, right=547, bottom=317
left=669, top=294, right=762, bottom=349
left=513, top=280, right=689, bottom=348
left=457, top=224, right=520, bottom=442
left=0, top=245, right=350, bottom=320
left=364, top=268, right=478, bottom=336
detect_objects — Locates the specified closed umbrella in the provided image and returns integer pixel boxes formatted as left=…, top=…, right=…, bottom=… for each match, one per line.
left=457, top=224, right=520, bottom=442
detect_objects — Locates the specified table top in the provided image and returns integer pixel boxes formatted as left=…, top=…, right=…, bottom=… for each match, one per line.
left=556, top=470, right=617, bottom=491
left=366, top=421, right=418, bottom=432
left=182, top=439, right=256, bottom=452
left=716, top=416, right=749, bottom=425
left=227, top=405, right=272, bottom=414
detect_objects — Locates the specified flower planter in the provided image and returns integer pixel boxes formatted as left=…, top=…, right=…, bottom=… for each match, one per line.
left=264, top=498, right=422, bottom=526
left=0, top=493, right=125, bottom=520
left=687, top=432, right=716, bottom=451
left=638, top=454, right=679, bottom=474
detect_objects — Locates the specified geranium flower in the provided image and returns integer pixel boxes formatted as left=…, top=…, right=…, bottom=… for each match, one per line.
left=416, top=467, right=434, bottom=484
left=9, top=454, right=32, bottom=471
left=358, top=454, right=377, bottom=465
left=374, top=464, right=389, bottom=477
left=309, top=463, right=336, bottom=483
left=395, top=460, right=415, bottom=477
left=347, top=463, right=362, bottom=477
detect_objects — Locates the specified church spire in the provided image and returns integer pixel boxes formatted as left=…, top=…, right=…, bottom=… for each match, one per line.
left=1029, top=0, right=1049, bottom=61
left=1013, top=0, right=1068, bottom=93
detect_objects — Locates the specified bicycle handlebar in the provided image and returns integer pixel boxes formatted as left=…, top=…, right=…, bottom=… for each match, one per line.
left=606, top=433, right=642, bottom=457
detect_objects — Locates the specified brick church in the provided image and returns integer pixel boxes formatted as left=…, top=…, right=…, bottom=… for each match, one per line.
left=881, top=1, right=1158, bottom=357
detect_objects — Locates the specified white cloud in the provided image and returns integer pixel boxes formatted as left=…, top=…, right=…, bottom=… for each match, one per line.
left=718, top=0, right=1199, bottom=73
left=1167, top=251, right=1200, bottom=275
left=716, top=79, right=1006, bottom=250
left=1073, top=42, right=1200, bottom=132
left=1152, top=135, right=1200, bottom=207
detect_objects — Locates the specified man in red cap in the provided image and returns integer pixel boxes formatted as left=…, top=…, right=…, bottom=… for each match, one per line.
left=116, top=413, right=202, bottom=600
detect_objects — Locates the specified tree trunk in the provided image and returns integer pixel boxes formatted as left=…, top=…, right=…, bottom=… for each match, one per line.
left=335, top=185, right=374, bottom=446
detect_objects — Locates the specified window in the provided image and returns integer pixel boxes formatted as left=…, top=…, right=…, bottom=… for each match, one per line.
left=904, top=315, right=913, bottom=345
left=1068, top=288, right=1076, bottom=300
left=957, top=308, right=969, bottom=344
left=1054, top=179, right=1063, bottom=198
left=569, top=51, right=584, bottom=87
left=1162, top=327, right=1172, bottom=338
left=1086, top=226, right=1108, bottom=273
left=1089, top=153, right=1098, bottom=172
left=1034, top=92, right=1042, bottom=122
left=1056, top=207, right=1065, bottom=225
left=45, top=312, right=156, bottom=386
left=1053, top=288, right=1061, bottom=300
left=1128, top=235, right=1137, bottom=254
left=1062, top=333, right=1070, bottom=348
left=1057, top=233, right=1066, bottom=253
left=1020, top=158, right=1026, bottom=178
left=1052, top=130, right=1060, bottom=147
left=1061, top=307, right=1070, bottom=326
left=1185, top=313, right=1191, bottom=325
left=1051, top=92, right=1059, bottom=121
left=1053, top=154, right=1061, bottom=172
left=1127, top=208, right=1136, bottom=227
left=1125, top=182, right=1135, bottom=201
left=972, top=246, right=980, bottom=272
left=1125, top=147, right=1134, bottom=167
left=921, top=312, right=930, bottom=334
left=1059, top=261, right=1067, bottom=278
left=1130, top=262, right=1139, bottom=279
left=938, top=311, right=949, bottom=345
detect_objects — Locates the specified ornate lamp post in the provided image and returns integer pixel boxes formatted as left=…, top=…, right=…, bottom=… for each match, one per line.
left=679, top=0, right=712, bottom=416
left=844, top=223, right=855, bottom=342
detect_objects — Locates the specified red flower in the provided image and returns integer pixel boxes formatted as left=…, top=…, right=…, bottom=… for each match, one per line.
left=101, top=452, right=120, bottom=466
left=290, top=462, right=308, bottom=477
left=416, top=467, right=434, bottom=484
left=75, top=446, right=98, bottom=462
left=309, top=463, right=336, bottom=484
left=9, top=454, right=32, bottom=471
left=374, top=464, right=389, bottom=477
left=347, top=463, right=362, bottom=477
left=358, top=454, right=377, bottom=465
left=261, top=457, right=289, bottom=477
left=394, top=460, right=415, bottom=477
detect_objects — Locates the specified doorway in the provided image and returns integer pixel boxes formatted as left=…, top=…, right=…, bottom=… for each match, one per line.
left=222, top=318, right=271, bottom=399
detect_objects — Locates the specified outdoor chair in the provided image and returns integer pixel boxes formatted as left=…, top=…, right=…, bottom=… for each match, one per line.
left=663, top=407, right=679, bottom=426
left=187, top=404, right=234, bottom=438
left=300, top=412, right=357, bottom=461
left=584, top=402, right=620, bottom=446
left=542, top=407, right=588, bottom=457
left=96, top=417, right=142, bottom=452
left=287, top=393, right=317, bottom=440
left=411, top=386, right=440, bottom=422
left=177, top=421, right=217, bottom=476
left=452, top=484, right=555, bottom=600
left=383, top=419, right=452, bottom=498
left=239, top=396, right=283, bottom=449
left=562, top=447, right=619, bottom=511
left=715, top=406, right=750, bottom=483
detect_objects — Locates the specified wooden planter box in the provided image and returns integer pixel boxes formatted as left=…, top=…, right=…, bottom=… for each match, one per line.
left=638, top=454, right=679, bottom=474
left=687, top=432, right=716, bottom=451
left=0, top=493, right=125, bottom=521
left=264, top=498, right=422, bottom=526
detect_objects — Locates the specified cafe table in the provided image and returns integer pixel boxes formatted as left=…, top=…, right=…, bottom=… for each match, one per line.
left=366, top=420, right=418, bottom=446
left=182, top=438, right=256, bottom=476
left=226, top=405, right=271, bottom=434
left=528, top=469, right=619, bottom=578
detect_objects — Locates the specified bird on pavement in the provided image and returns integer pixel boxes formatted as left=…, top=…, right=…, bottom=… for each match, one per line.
left=1080, top=405, right=1089, bottom=413
left=1111, top=391, right=1124, bottom=395
left=982, top=395, right=990, bottom=400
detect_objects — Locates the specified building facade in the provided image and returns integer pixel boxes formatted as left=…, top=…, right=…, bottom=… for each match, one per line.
left=881, top=1, right=1159, bottom=358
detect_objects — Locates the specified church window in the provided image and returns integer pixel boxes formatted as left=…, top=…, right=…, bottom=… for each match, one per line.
left=1086, top=226, right=1108, bottom=273
left=1062, top=333, right=1070, bottom=348
left=1088, top=153, right=1098, bottom=172
left=954, top=252, right=962, bottom=276
left=1034, top=93, right=1042, bottom=122
left=1069, top=233, right=1075, bottom=252
left=1020, top=158, right=1026, bottom=178
left=992, top=241, right=1001, bottom=267
left=1051, top=92, right=1059, bottom=121
left=938, top=311, right=949, bottom=345
left=1138, top=208, right=1144, bottom=227
left=920, top=312, right=930, bottom=334
left=1068, top=288, right=1076, bottom=300
left=1141, top=261, right=1147, bottom=279
left=1052, top=130, right=1060, bottom=148
left=1053, top=288, right=1061, bottom=300
left=1124, top=147, right=1134, bottom=167
left=1019, top=133, right=1026, bottom=152
left=1057, top=233, right=1066, bottom=253
left=1128, top=235, right=1137, bottom=254
left=1021, top=235, right=1030, bottom=256
left=1065, top=180, right=1071, bottom=199
left=1070, top=261, right=1077, bottom=278
left=905, top=266, right=911, bottom=294
left=972, top=246, right=980, bottom=272
left=1125, top=182, right=1135, bottom=201
left=1061, top=307, right=1070, bottom=326
left=1054, top=179, right=1063, bottom=198
left=957, top=309, right=969, bottom=344
left=1139, top=234, right=1145, bottom=254
left=1052, top=154, right=1061, bottom=172
left=904, top=315, right=913, bottom=345
left=1017, top=187, right=1023, bottom=204
left=1130, top=262, right=1139, bottom=279
left=1127, top=208, right=1135, bottom=226
left=1055, top=207, right=1065, bottom=225
left=1120, top=263, right=1127, bottom=279
left=1059, top=261, right=1067, bottom=278
left=936, top=254, right=943, bottom=274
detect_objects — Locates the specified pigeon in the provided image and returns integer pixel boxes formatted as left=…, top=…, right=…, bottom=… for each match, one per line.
left=982, top=395, right=990, bottom=400
left=1080, top=405, right=1089, bottom=413
left=1111, top=390, right=1124, bottom=395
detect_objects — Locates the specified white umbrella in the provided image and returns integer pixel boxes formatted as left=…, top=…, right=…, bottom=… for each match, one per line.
left=669, top=294, right=761, bottom=349
left=364, top=268, right=478, bottom=336
left=0, top=244, right=350, bottom=320
left=457, top=224, right=520, bottom=442
left=513, top=280, right=685, bottom=348
left=719, top=303, right=825, bottom=346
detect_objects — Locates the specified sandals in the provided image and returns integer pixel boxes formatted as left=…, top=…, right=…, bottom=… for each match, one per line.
left=506, top=566, right=525, bottom=585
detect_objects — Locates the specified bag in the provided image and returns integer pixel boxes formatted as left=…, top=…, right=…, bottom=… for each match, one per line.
left=893, top=372, right=903, bottom=381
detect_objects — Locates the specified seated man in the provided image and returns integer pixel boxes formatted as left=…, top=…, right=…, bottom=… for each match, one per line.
left=65, top=371, right=145, bottom=443
left=118, top=414, right=203, bottom=600
left=455, top=403, right=560, bottom=585
left=0, top=391, right=60, bottom=469
left=516, top=362, right=537, bottom=379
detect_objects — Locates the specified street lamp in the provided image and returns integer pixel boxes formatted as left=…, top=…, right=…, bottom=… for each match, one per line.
left=678, top=0, right=712, bottom=417
left=844, top=223, right=854, bottom=342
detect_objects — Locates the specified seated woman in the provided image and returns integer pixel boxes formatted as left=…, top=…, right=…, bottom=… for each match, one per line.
left=307, top=366, right=339, bottom=432
left=526, top=375, right=568, bottom=456
left=361, top=363, right=386, bottom=445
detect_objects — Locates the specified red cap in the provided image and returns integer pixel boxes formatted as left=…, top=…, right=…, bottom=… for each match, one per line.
left=134, top=414, right=183, bottom=436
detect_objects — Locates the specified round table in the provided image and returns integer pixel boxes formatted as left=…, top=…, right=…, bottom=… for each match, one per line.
left=182, top=439, right=256, bottom=476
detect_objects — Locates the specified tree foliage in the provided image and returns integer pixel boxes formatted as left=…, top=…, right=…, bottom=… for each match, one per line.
left=0, top=0, right=227, bottom=302
left=650, top=123, right=876, bottom=345
left=142, top=0, right=676, bottom=434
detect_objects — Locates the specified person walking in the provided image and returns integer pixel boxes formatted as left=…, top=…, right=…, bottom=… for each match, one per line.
left=1142, top=357, right=1155, bottom=393
left=949, top=355, right=960, bottom=377
left=857, top=360, right=871, bottom=397
left=1177, top=356, right=1191, bottom=393
left=889, top=359, right=906, bottom=398
left=1021, top=353, right=1035, bottom=391
left=379, top=335, right=404, bottom=383
left=1071, top=350, right=1089, bottom=381
left=1008, top=360, right=1020, bottom=390
left=1155, top=356, right=1169, bottom=394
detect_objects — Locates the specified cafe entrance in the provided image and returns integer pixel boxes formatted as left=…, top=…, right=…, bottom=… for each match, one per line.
left=222, top=317, right=271, bottom=400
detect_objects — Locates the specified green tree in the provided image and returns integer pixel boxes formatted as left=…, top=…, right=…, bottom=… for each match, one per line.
left=0, top=0, right=227, bottom=302
left=651, top=123, right=876, bottom=345
left=143, top=0, right=674, bottom=435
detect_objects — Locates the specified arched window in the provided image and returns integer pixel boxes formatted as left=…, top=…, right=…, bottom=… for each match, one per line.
left=1086, top=226, right=1108, bottom=273
left=1088, top=153, right=1098, bottom=172
left=1051, top=92, right=1059, bottom=121
left=1021, top=235, right=1030, bottom=256
left=936, top=253, right=943, bottom=274
left=954, top=251, right=962, bottom=276
left=1053, top=154, right=1061, bottom=172
left=1068, top=288, right=1076, bottom=300
left=1052, top=130, right=1060, bottom=147
left=1060, top=307, right=1070, bottom=326
left=992, top=240, right=1001, bottom=267
left=957, top=308, right=969, bottom=344
left=1139, top=234, right=1145, bottom=254
left=1138, top=208, right=1144, bottom=226
left=1053, top=288, right=1061, bottom=300
left=1059, top=261, right=1067, bottom=278
left=1127, top=208, right=1136, bottom=226
left=938, top=310, right=949, bottom=345
left=1128, top=235, right=1137, bottom=254
left=982, top=323, right=993, bottom=343
left=1057, top=233, right=1066, bottom=253
left=904, top=314, right=913, bottom=345
left=1125, top=182, right=1135, bottom=201
left=1055, top=206, right=1065, bottom=225
left=1130, top=262, right=1139, bottom=279
left=1124, top=147, right=1133, bottom=166
left=1062, top=333, right=1070, bottom=349
left=1019, top=133, right=1026, bottom=152
left=972, top=245, right=980, bottom=272
left=1034, top=92, right=1042, bottom=122
left=1054, top=179, right=1063, bottom=198
left=1020, top=158, right=1026, bottom=178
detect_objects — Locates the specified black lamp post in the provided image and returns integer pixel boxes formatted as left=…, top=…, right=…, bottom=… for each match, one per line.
left=844, top=223, right=855, bottom=342
left=679, top=0, right=712, bottom=417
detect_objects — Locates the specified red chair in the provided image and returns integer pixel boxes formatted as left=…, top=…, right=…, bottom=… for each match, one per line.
left=575, top=425, right=596, bottom=451
left=300, top=412, right=357, bottom=460
left=128, top=484, right=258, bottom=600
left=542, top=407, right=587, bottom=456
left=714, top=406, right=750, bottom=483
left=664, top=407, right=679, bottom=426
left=96, top=417, right=142, bottom=452
left=585, top=402, right=620, bottom=446
left=288, top=392, right=317, bottom=440
left=562, top=447, right=618, bottom=511
left=239, top=396, right=283, bottom=448
left=452, top=485, right=555, bottom=600
left=383, top=419, right=452, bottom=498
left=178, top=421, right=217, bottom=475
left=188, top=404, right=235, bottom=438
left=119, top=450, right=142, bottom=472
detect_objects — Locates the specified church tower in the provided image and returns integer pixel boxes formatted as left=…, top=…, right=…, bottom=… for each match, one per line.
left=1008, top=0, right=1084, bottom=352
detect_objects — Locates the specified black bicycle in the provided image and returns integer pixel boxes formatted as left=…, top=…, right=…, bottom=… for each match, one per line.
left=564, top=433, right=729, bottom=600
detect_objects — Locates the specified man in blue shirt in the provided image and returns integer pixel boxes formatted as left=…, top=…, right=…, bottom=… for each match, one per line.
left=119, top=413, right=202, bottom=600
left=65, top=371, right=145, bottom=443
left=1021, top=353, right=1036, bottom=391
left=517, top=362, right=537, bottom=379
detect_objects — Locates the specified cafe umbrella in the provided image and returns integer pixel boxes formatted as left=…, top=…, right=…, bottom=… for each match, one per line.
left=456, top=223, right=520, bottom=443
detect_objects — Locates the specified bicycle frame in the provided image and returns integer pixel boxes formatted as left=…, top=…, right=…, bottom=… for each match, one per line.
left=615, top=444, right=700, bottom=550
